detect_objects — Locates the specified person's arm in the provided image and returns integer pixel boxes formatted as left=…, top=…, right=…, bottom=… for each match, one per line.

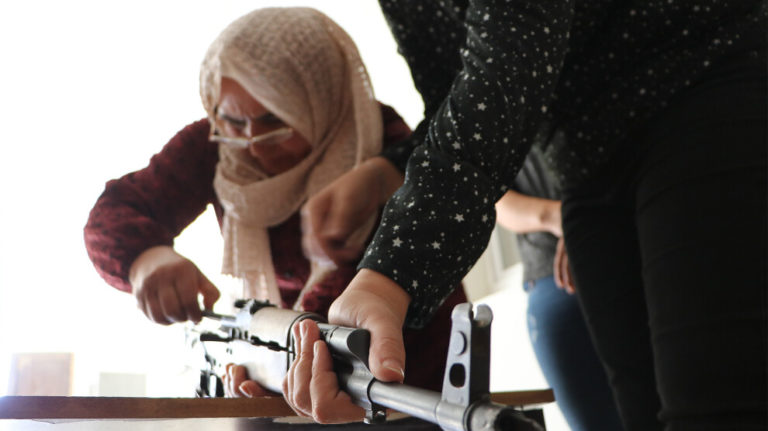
left=377, top=1, right=468, bottom=173
left=84, top=119, right=221, bottom=323
left=495, top=189, right=575, bottom=292
left=362, top=0, right=575, bottom=328
left=284, top=269, right=409, bottom=422
left=302, top=156, right=403, bottom=264
left=284, top=1, right=575, bottom=422
left=495, top=190, right=562, bottom=237
left=301, top=103, right=408, bottom=265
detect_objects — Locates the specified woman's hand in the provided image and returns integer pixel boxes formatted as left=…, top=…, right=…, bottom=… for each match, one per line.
left=554, top=237, right=575, bottom=294
left=223, top=364, right=274, bottom=398
left=283, top=269, right=410, bottom=423
left=129, top=245, right=220, bottom=324
left=301, top=157, right=403, bottom=265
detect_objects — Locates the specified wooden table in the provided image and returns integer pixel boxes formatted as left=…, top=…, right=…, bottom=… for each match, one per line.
left=0, top=390, right=553, bottom=430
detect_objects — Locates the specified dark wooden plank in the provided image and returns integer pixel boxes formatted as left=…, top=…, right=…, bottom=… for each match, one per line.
left=491, top=389, right=554, bottom=406
left=0, top=390, right=553, bottom=420
left=0, top=416, right=443, bottom=431
left=0, top=397, right=294, bottom=419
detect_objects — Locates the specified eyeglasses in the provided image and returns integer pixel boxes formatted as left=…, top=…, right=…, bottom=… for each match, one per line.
left=210, top=106, right=294, bottom=149
left=210, top=127, right=294, bottom=149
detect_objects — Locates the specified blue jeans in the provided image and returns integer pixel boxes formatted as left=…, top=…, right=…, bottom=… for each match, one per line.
left=526, top=276, right=623, bottom=431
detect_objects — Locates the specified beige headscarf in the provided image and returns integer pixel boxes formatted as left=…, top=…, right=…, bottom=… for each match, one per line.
left=199, top=7, right=382, bottom=305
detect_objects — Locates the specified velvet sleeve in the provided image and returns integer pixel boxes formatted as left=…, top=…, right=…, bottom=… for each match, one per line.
left=83, top=119, right=219, bottom=292
left=379, top=102, right=412, bottom=147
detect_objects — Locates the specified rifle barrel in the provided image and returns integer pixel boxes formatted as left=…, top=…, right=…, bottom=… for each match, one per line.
left=350, top=379, right=538, bottom=431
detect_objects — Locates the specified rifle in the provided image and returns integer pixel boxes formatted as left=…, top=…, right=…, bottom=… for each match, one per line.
left=190, top=300, right=545, bottom=431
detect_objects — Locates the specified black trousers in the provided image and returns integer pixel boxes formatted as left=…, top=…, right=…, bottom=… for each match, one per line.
left=562, top=51, right=767, bottom=431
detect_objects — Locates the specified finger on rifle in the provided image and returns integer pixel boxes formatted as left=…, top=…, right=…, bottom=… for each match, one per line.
left=134, top=287, right=151, bottom=322
left=290, top=320, right=318, bottom=415
left=230, top=365, right=250, bottom=397
left=310, top=340, right=365, bottom=423
left=174, top=268, right=200, bottom=323
left=367, top=317, right=406, bottom=384
left=146, top=289, right=171, bottom=325
left=198, top=272, right=220, bottom=312
left=239, top=380, right=271, bottom=398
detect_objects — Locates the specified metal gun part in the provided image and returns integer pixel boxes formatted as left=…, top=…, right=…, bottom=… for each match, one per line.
left=196, top=301, right=544, bottom=431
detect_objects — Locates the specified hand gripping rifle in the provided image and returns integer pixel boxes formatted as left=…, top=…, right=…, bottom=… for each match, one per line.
left=191, top=300, right=544, bottom=431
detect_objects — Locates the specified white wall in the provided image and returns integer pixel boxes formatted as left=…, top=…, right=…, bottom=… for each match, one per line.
left=0, top=1, right=567, bottom=429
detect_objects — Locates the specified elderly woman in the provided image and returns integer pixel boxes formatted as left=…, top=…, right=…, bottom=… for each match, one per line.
left=84, top=7, right=466, bottom=397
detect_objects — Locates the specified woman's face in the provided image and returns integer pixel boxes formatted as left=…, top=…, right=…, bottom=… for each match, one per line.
left=215, top=77, right=312, bottom=176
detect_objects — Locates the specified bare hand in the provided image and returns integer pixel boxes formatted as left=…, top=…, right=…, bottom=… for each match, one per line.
left=554, top=237, right=575, bottom=294
left=283, top=269, right=410, bottom=423
left=223, top=364, right=273, bottom=398
left=301, top=157, right=403, bottom=265
left=129, top=246, right=220, bottom=324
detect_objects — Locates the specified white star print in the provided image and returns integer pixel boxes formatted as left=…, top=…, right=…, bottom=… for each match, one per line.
left=357, top=1, right=740, bottom=313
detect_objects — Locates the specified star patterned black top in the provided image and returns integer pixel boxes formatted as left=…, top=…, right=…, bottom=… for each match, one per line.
left=361, top=0, right=767, bottom=328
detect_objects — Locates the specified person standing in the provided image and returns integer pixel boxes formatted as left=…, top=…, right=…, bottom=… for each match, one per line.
left=285, top=2, right=767, bottom=430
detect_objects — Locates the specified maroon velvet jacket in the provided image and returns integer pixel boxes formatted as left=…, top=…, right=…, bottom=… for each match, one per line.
left=84, top=104, right=467, bottom=390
